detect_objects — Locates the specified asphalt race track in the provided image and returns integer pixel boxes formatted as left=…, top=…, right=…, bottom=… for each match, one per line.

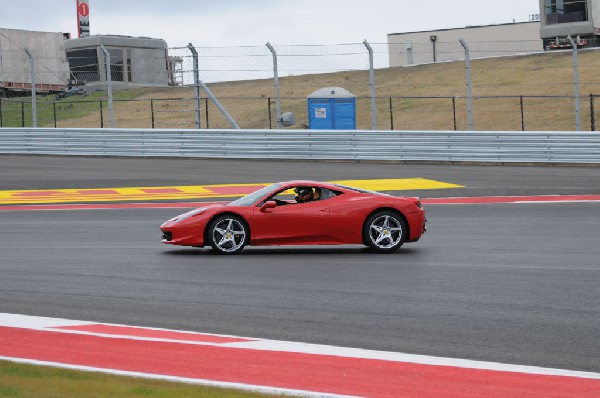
left=0, top=155, right=599, bottom=376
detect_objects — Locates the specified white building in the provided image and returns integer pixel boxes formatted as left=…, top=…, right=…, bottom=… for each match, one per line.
left=387, top=21, right=542, bottom=67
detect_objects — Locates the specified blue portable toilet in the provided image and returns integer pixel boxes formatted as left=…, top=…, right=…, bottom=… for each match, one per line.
left=308, top=87, right=356, bottom=130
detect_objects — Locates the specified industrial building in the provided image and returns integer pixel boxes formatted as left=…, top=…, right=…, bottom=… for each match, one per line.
left=539, top=0, right=600, bottom=48
left=65, top=35, right=176, bottom=88
left=387, top=21, right=542, bottom=67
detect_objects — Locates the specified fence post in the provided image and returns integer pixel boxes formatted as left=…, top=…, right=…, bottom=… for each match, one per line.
left=266, top=42, right=282, bottom=129
left=452, top=97, right=457, bottom=131
left=567, top=36, right=581, bottom=131
left=99, top=100, right=104, bottom=128
left=520, top=95, right=525, bottom=131
left=24, top=48, right=37, bottom=127
left=459, top=39, right=474, bottom=131
left=53, top=102, right=57, bottom=128
left=590, top=94, right=596, bottom=131
left=198, top=80, right=239, bottom=129
left=364, top=40, right=377, bottom=130
left=389, top=97, right=394, bottom=130
left=205, top=98, right=210, bottom=129
left=21, top=102, right=25, bottom=127
left=100, top=45, right=115, bottom=128
left=0, top=98, right=3, bottom=127
left=187, top=43, right=202, bottom=129
left=150, top=100, right=155, bottom=129
left=268, top=97, right=273, bottom=129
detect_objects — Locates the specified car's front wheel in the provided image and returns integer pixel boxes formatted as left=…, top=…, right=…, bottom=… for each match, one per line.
left=363, top=211, right=407, bottom=253
left=207, top=215, right=249, bottom=254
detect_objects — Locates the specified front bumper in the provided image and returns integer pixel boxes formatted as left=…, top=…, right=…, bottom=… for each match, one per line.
left=160, top=219, right=205, bottom=247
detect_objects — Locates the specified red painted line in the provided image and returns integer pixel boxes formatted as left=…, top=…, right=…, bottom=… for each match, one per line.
left=0, top=326, right=598, bottom=398
left=0, top=202, right=225, bottom=211
left=52, top=324, right=254, bottom=344
left=140, top=188, right=185, bottom=194
left=76, top=189, right=120, bottom=195
left=11, top=190, right=64, bottom=197
left=421, top=195, right=600, bottom=205
left=208, top=185, right=267, bottom=195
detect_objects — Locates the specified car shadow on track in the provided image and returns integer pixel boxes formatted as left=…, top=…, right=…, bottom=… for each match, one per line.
left=161, top=246, right=419, bottom=256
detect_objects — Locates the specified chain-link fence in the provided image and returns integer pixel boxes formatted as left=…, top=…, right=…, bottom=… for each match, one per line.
left=2, top=39, right=600, bottom=131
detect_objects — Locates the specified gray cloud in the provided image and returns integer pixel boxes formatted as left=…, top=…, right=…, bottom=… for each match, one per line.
left=0, top=0, right=541, bottom=46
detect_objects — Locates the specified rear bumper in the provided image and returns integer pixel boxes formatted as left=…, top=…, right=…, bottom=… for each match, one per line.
left=407, top=210, right=427, bottom=242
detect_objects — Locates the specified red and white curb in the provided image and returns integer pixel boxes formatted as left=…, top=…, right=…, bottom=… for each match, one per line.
left=1, top=313, right=599, bottom=397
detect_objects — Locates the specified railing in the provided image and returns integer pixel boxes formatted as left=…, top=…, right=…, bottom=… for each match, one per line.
left=1, top=128, right=599, bottom=164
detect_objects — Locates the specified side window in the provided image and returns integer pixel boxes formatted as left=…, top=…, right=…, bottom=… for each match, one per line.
left=268, top=186, right=342, bottom=205
left=270, top=189, right=296, bottom=204
left=317, top=188, right=341, bottom=201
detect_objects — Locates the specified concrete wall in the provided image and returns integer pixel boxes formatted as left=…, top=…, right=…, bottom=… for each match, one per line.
left=388, top=22, right=543, bottom=67
left=0, top=28, right=70, bottom=88
left=130, top=47, right=168, bottom=85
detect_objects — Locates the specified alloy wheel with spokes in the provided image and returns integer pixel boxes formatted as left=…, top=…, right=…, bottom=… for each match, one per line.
left=208, top=215, right=248, bottom=254
left=363, top=211, right=407, bottom=253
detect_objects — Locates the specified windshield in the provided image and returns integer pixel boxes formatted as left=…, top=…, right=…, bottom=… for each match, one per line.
left=228, top=183, right=282, bottom=207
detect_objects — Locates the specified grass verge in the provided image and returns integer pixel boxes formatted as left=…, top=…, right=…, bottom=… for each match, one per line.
left=0, top=360, right=275, bottom=398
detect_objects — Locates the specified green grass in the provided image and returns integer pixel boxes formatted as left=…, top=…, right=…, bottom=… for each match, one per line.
left=0, top=360, right=276, bottom=398
left=0, top=88, right=152, bottom=128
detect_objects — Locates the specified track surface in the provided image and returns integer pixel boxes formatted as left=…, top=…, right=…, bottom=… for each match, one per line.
left=1, top=156, right=599, bottom=376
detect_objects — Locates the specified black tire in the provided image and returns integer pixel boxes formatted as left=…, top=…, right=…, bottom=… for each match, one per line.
left=363, top=210, right=408, bottom=253
left=207, top=215, right=249, bottom=254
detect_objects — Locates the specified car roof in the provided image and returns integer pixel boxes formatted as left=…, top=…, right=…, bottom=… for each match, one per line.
left=280, top=180, right=328, bottom=187
left=278, top=180, right=351, bottom=192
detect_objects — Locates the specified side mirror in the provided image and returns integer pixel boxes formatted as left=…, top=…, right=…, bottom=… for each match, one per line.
left=260, top=200, right=277, bottom=212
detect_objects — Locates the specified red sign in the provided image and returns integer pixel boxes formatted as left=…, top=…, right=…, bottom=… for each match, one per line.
left=77, top=0, right=90, bottom=38
left=78, top=2, right=89, bottom=17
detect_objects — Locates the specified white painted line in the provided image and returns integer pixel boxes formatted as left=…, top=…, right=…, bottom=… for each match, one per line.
left=0, top=313, right=89, bottom=329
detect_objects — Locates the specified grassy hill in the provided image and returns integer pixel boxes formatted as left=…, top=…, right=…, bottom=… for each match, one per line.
left=3, top=49, right=599, bottom=131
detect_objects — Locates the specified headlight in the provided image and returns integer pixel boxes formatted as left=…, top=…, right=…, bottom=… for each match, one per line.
left=416, top=198, right=422, bottom=208
left=171, top=207, right=207, bottom=223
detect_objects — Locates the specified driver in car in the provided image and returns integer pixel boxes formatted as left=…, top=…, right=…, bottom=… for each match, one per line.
left=294, top=186, right=321, bottom=203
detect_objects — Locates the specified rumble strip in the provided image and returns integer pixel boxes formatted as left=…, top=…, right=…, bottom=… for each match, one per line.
left=1, top=313, right=599, bottom=398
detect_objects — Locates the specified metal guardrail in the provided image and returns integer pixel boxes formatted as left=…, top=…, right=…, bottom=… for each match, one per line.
left=1, top=128, right=599, bottom=164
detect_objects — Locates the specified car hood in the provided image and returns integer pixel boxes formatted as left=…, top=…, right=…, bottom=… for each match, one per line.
left=167, top=202, right=226, bottom=223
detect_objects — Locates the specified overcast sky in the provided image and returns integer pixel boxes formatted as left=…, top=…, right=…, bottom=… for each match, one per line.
left=1, top=0, right=541, bottom=47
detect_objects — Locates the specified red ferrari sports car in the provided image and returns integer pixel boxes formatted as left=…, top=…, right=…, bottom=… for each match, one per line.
left=160, top=181, right=426, bottom=254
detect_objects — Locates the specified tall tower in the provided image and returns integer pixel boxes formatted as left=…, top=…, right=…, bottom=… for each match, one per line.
left=77, top=0, right=90, bottom=38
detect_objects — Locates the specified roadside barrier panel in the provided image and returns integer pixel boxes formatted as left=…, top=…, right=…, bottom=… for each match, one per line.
left=1, top=128, right=599, bottom=164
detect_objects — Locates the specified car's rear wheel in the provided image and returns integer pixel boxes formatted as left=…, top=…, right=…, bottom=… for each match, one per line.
left=363, top=211, right=407, bottom=253
left=207, top=215, right=248, bottom=254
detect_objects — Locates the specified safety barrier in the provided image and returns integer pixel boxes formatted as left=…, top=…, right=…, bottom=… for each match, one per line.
left=1, top=128, right=599, bottom=164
